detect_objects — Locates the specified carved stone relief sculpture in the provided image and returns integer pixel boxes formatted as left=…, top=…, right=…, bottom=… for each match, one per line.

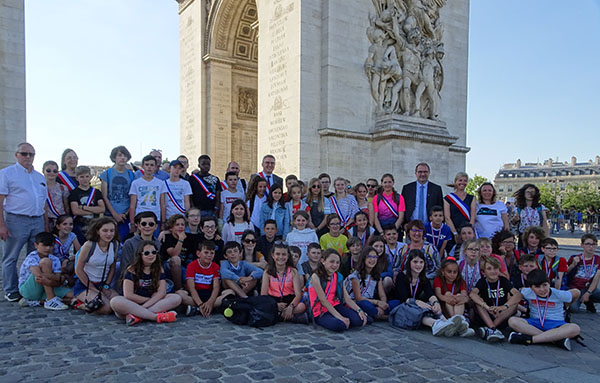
left=366, top=0, right=446, bottom=120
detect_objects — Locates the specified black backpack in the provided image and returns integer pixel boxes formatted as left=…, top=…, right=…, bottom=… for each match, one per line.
left=223, top=295, right=278, bottom=327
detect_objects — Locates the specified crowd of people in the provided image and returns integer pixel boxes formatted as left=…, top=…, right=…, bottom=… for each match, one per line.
left=1, top=143, right=598, bottom=351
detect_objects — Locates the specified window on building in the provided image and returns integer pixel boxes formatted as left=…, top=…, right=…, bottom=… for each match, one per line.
left=508, top=185, right=513, bottom=192
left=499, top=185, right=504, bottom=192
left=561, top=183, right=566, bottom=190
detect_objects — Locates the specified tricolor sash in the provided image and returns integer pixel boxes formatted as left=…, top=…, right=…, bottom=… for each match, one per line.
left=379, top=194, right=399, bottom=218
left=258, top=172, right=271, bottom=193
left=139, top=168, right=145, bottom=175
left=164, top=180, right=186, bottom=214
left=220, top=181, right=228, bottom=191
left=192, top=174, right=216, bottom=200
left=54, top=236, right=65, bottom=258
left=329, top=196, right=347, bottom=225
left=85, top=188, right=97, bottom=206
left=46, top=190, right=61, bottom=218
left=446, top=193, right=471, bottom=221
left=57, top=171, right=77, bottom=191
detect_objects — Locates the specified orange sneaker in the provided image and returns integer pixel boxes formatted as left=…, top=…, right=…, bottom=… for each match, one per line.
left=126, top=314, right=143, bottom=326
left=156, top=311, right=177, bottom=323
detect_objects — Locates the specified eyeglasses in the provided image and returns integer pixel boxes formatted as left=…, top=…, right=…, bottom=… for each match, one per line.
left=45, top=169, right=58, bottom=173
left=467, top=248, right=480, bottom=252
left=139, top=221, right=156, bottom=227
left=367, top=255, right=379, bottom=259
left=329, top=222, right=341, bottom=226
left=203, top=225, right=216, bottom=230
left=188, top=214, right=201, bottom=218
left=243, top=239, right=256, bottom=244
left=583, top=242, right=597, bottom=246
left=17, top=152, right=35, bottom=157
left=501, top=240, right=515, bottom=245
left=367, top=184, right=377, bottom=188
left=543, top=247, right=558, bottom=252
left=410, top=228, right=423, bottom=233
left=142, top=250, right=158, bottom=256
left=311, top=185, right=321, bottom=189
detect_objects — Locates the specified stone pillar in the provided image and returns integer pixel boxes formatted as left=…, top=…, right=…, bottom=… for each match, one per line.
left=0, top=0, right=26, bottom=169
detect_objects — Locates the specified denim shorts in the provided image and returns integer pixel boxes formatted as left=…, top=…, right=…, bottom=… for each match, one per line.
left=526, top=317, right=566, bottom=331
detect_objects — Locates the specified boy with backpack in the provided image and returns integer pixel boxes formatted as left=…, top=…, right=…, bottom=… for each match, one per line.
left=220, top=241, right=263, bottom=298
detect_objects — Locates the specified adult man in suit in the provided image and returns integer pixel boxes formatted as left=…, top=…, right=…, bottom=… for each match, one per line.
left=252, top=154, right=283, bottom=194
left=401, top=162, right=443, bottom=226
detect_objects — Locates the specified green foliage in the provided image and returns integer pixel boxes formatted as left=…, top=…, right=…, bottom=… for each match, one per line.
left=560, top=183, right=600, bottom=211
left=466, top=174, right=489, bottom=196
left=538, top=184, right=558, bottom=211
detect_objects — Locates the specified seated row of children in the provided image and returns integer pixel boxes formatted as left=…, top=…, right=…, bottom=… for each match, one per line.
left=19, top=211, right=598, bottom=350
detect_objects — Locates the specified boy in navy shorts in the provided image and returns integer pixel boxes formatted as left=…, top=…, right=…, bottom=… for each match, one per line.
left=508, top=269, right=581, bottom=350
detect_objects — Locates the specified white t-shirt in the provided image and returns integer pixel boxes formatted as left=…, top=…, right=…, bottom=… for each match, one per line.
left=220, top=189, right=246, bottom=221
left=129, top=177, right=166, bottom=221
left=163, top=178, right=192, bottom=219
left=248, top=195, right=266, bottom=229
left=474, top=201, right=507, bottom=239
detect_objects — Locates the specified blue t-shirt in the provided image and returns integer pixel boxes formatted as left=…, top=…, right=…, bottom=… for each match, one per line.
left=99, top=168, right=134, bottom=215
left=424, top=222, right=452, bottom=253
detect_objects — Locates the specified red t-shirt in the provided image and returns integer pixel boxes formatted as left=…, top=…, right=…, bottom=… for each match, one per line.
left=538, top=256, right=567, bottom=280
left=185, top=260, right=220, bottom=291
left=433, top=276, right=466, bottom=294
left=568, top=254, right=600, bottom=290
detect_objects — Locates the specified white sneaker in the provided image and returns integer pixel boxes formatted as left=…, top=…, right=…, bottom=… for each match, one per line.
left=44, top=297, right=69, bottom=311
left=486, top=328, right=505, bottom=342
left=450, top=315, right=468, bottom=336
left=19, top=298, right=41, bottom=307
left=432, top=319, right=456, bottom=337
left=459, top=327, right=475, bottom=337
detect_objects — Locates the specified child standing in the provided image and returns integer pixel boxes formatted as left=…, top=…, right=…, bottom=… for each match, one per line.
left=246, top=176, right=268, bottom=231
left=319, top=214, right=348, bottom=255
left=425, top=206, right=452, bottom=257
left=110, top=241, right=180, bottom=325
left=567, top=233, right=600, bottom=312
left=286, top=211, right=319, bottom=265
left=308, top=249, right=369, bottom=332
left=220, top=241, right=263, bottom=298
left=43, top=160, right=70, bottom=230
left=162, top=160, right=192, bottom=221
left=347, top=211, right=375, bottom=248
left=347, top=246, right=398, bottom=320
left=508, top=269, right=581, bottom=351
left=259, top=184, right=288, bottom=237
left=469, top=256, right=521, bottom=342
left=222, top=199, right=255, bottom=244
left=18, top=232, right=72, bottom=309
left=129, top=155, right=166, bottom=234
left=220, top=172, right=247, bottom=226
left=178, top=241, right=229, bottom=317
left=285, top=184, right=310, bottom=230
left=433, top=258, right=474, bottom=336
left=69, top=166, right=106, bottom=244
left=260, top=243, right=307, bottom=321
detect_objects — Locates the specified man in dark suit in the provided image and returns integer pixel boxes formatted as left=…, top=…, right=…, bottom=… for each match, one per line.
left=252, top=154, right=283, bottom=193
left=401, top=162, right=443, bottom=226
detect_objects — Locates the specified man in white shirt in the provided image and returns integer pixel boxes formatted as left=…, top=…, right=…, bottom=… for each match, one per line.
left=0, top=143, right=47, bottom=302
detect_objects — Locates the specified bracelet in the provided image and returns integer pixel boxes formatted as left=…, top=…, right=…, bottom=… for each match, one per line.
left=504, top=304, right=509, bottom=309
left=177, top=239, right=184, bottom=244
left=432, top=301, right=439, bottom=306
left=357, top=309, right=363, bottom=314
left=103, top=284, right=110, bottom=290
left=585, top=290, right=592, bottom=294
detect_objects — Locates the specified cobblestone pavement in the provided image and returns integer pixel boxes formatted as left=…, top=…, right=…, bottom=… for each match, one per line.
left=0, top=298, right=598, bottom=383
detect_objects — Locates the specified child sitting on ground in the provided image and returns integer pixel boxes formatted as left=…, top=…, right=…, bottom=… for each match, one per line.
left=508, top=269, right=581, bottom=351
left=470, top=256, right=522, bottom=343
left=178, top=241, right=230, bottom=317
left=220, top=241, right=263, bottom=298
left=260, top=242, right=307, bottom=322
left=433, top=258, right=473, bottom=336
left=567, top=233, right=600, bottom=312
left=18, top=232, right=72, bottom=310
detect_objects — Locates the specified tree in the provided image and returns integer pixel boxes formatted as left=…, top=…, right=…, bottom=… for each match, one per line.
left=466, top=174, right=488, bottom=196
left=560, top=183, right=600, bottom=212
left=538, top=184, right=558, bottom=211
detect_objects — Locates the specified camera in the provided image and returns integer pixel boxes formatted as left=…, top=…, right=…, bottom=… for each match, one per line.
left=85, top=294, right=103, bottom=312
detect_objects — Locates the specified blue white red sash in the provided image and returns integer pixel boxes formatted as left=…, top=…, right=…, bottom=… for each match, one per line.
left=220, top=181, right=228, bottom=191
left=379, top=194, right=399, bottom=218
left=57, top=171, right=77, bottom=191
left=446, top=193, right=471, bottom=221
left=54, top=236, right=65, bottom=258
left=192, top=174, right=215, bottom=200
left=258, top=172, right=271, bottom=193
left=139, top=168, right=145, bottom=175
left=329, top=196, right=347, bottom=225
left=164, top=180, right=186, bottom=214
left=46, top=189, right=61, bottom=218
left=85, top=188, right=97, bottom=206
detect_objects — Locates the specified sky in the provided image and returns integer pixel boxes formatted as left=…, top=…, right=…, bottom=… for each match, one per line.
left=22, top=0, right=600, bottom=180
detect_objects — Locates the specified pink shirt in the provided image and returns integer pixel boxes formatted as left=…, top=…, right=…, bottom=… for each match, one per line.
left=267, top=267, right=295, bottom=297
left=372, top=192, right=406, bottom=222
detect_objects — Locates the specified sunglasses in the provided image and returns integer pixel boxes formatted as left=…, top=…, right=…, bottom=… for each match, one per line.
left=139, top=221, right=156, bottom=227
left=311, top=185, right=321, bottom=189
left=367, top=184, right=377, bottom=188
left=274, top=240, right=288, bottom=246
left=17, top=152, right=35, bottom=157
left=467, top=247, right=480, bottom=251
left=45, top=169, right=58, bottom=173
left=243, top=239, right=256, bottom=243
left=142, top=250, right=158, bottom=256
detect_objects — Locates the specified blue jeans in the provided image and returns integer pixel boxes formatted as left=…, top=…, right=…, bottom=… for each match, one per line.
left=571, top=287, right=600, bottom=311
left=314, top=304, right=370, bottom=332
left=358, top=299, right=401, bottom=319
left=2, top=213, right=45, bottom=294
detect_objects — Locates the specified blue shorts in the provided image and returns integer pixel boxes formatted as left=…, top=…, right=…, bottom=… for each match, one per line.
left=526, top=317, right=566, bottom=331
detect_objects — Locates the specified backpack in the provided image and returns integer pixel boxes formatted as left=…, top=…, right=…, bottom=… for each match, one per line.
left=389, top=299, right=428, bottom=330
left=222, top=295, right=278, bottom=327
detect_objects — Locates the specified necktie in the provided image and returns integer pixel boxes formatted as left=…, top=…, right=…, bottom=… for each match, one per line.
left=267, top=175, right=271, bottom=186
left=418, top=185, right=425, bottom=222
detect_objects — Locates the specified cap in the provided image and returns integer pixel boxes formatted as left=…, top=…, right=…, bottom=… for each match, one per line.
left=169, top=160, right=184, bottom=167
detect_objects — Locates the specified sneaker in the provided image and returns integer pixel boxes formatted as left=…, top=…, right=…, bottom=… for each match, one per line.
left=432, top=319, right=456, bottom=337
left=554, top=338, right=572, bottom=351
left=126, top=314, right=143, bottom=326
left=486, top=328, right=505, bottom=343
left=476, top=326, right=491, bottom=339
left=44, top=296, right=69, bottom=311
left=451, top=315, right=468, bottom=336
left=459, top=328, right=475, bottom=337
left=157, top=311, right=177, bottom=323
left=292, top=312, right=309, bottom=324
left=4, top=292, right=22, bottom=302
left=508, top=332, right=532, bottom=345
left=186, top=305, right=200, bottom=317
left=585, top=301, right=597, bottom=313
